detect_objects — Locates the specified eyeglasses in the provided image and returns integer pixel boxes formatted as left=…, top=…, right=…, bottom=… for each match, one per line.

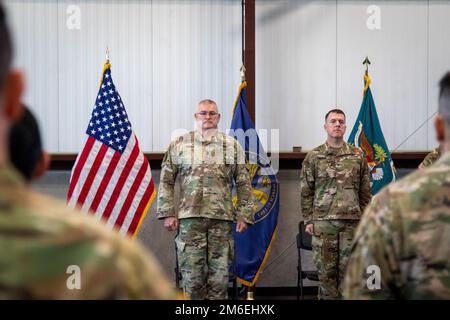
left=196, top=111, right=219, bottom=117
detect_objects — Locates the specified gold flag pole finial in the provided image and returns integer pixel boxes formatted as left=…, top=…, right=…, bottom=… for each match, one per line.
left=363, top=56, right=371, bottom=75
left=362, top=56, right=372, bottom=94
left=240, top=64, right=246, bottom=82
left=106, top=46, right=110, bottom=64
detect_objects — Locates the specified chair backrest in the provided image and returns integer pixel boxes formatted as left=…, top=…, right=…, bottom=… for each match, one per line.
left=298, top=221, right=313, bottom=250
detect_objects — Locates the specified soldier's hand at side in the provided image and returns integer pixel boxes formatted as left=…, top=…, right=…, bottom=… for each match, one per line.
left=236, top=221, right=248, bottom=233
left=305, top=223, right=314, bottom=235
left=164, top=217, right=179, bottom=231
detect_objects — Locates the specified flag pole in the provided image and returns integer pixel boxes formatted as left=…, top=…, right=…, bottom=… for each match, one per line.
left=106, top=46, right=110, bottom=64
left=240, top=64, right=246, bottom=82
left=363, top=56, right=371, bottom=76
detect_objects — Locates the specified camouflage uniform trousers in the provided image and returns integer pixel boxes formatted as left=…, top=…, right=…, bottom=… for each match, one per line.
left=311, top=220, right=359, bottom=300
left=176, top=217, right=233, bottom=300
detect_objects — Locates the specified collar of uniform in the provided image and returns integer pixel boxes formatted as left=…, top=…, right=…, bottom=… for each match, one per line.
left=194, top=129, right=220, bottom=144
left=323, top=141, right=353, bottom=156
left=0, top=164, right=26, bottom=189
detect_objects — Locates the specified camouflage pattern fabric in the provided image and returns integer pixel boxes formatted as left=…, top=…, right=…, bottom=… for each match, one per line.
left=0, top=165, right=179, bottom=299
left=344, top=152, right=450, bottom=299
left=176, top=218, right=233, bottom=300
left=312, top=220, right=359, bottom=299
left=300, top=142, right=372, bottom=300
left=157, top=130, right=254, bottom=224
left=300, top=142, right=372, bottom=223
left=419, top=146, right=441, bottom=168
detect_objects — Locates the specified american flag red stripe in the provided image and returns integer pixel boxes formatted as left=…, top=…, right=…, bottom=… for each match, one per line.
left=88, top=151, right=121, bottom=213
left=101, top=139, right=140, bottom=222
left=76, top=144, right=108, bottom=207
left=128, top=180, right=155, bottom=236
left=67, top=136, right=95, bottom=200
left=114, top=159, right=149, bottom=230
left=67, top=63, right=155, bottom=237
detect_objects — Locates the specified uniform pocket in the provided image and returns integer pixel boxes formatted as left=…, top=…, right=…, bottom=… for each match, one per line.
left=175, top=237, right=186, bottom=253
left=313, top=188, right=335, bottom=217
left=311, top=234, right=323, bottom=270
left=342, top=186, right=361, bottom=215
left=175, top=237, right=187, bottom=272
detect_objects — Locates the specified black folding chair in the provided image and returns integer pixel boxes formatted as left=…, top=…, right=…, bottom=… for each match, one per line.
left=297, top=221, right=319, bottom=300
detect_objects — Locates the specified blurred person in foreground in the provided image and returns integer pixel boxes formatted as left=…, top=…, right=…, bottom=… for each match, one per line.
left=344, top=73, right=450, bottom=299
left=0, top=2, right=178, bottom=299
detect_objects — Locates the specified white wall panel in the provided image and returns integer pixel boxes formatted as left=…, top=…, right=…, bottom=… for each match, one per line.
left=337, top=1, right=428, bottom=152
left=152, top=0, right=242, bottom=151
left=5, top=1, right=450, bottom=153
left=428, top=1, right=450, bottom=149
left=256, top=0, right=337, bottom=151
left=5, top=1, right=59, bottom=152
left=5, top=0, right=241, bottom=153
left=57, top=0, right=154, bottom=152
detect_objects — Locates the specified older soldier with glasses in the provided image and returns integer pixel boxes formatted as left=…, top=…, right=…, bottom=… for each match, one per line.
left=157, top=99, right=254, bottom=300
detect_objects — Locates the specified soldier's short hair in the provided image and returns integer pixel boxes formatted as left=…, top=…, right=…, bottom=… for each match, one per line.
left=325, top=109, right=346, bottom=122
left=438, top=72, right=450, bottom=126
left=439, top=72, right=450, bottom=99
left=198, top=99, right=217, bottom=107
left=0, top=2, right=13, bottom=90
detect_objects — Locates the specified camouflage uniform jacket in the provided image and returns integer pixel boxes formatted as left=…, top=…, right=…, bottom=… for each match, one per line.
left=156, top=130, right=254, bottom=224
left=420, top=146, right=442, bottom=168
left=300, top=142, right=372, bottom=224
left=344, top=152, right=450, bottom=299
left=0, top=165, right=178, bottom=299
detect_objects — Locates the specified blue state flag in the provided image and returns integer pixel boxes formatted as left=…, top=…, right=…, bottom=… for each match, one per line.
left=229, top=81, right=280, bottom=286
left=348, top=73, right=397, bottom=194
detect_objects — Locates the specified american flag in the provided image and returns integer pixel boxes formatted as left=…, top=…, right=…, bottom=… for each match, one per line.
left=67, top=62, right=155, bottom=238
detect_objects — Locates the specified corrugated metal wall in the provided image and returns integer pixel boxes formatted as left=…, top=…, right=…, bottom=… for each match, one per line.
left=5, top=0, right=242, bottom=153
left=256, top=0, right=450, bottom=151
left=5, top=0, right=450, bottom=152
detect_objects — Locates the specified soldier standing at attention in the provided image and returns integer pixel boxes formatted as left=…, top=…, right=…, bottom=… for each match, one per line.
left=300, top=108, right=372, bottom=300
left=157, top=99, right=254, bottom=300
left=0, top=2, right=178, bottom=299
left=344, top=73, right=450, bottom=299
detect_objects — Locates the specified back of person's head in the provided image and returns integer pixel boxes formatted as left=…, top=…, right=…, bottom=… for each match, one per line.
left=0, top=2, right=23, bottom=131
left=439, top=72, right=450, bottom=117
left=436, top=73, right=450, bottom=142
left=9, top=106, right=48, bottom=180
left=0, top=2, right=13, bottom=91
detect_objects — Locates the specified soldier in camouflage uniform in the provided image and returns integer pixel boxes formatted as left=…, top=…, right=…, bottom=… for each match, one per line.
left=0, top=5, right=178, bottom=299
left=157, top=99, right=254, bottom=300
left=418, top=145, right=441, bottom=169
left=300, top=109, right=372, bottom=300
left=343, top=73, right=450, bottom=300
